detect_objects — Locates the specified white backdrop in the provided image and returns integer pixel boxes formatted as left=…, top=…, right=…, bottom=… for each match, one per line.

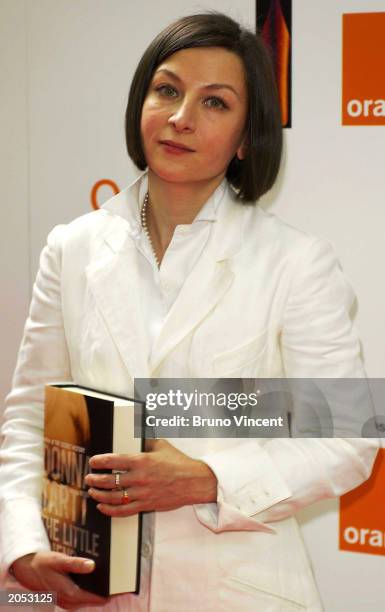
left=1, top=1, right=384, bottom=610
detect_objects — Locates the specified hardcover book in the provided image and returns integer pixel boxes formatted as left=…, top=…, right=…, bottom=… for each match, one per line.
left=42, top=383, right=143, bottom=597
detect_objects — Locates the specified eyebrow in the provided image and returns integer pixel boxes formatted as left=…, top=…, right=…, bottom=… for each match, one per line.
left=153, top=68, right=240, bottom=99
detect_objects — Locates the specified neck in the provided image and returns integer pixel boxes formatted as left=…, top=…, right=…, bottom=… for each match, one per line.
left=145, top=170, right=225, bottom=260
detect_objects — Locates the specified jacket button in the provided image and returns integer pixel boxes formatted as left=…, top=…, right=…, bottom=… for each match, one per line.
left=142, top=543, right=152, bottom=558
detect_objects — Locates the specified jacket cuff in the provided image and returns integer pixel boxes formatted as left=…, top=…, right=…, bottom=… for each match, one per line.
left=0, top=497, right=50, bottom=577
left=193, top=442, right=291, bottom=533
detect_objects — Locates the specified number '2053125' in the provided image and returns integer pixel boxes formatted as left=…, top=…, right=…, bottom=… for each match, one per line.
left=1, top=590, right=56, bottom=606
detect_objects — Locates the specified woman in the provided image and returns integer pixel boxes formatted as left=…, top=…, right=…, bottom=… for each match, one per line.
left=0, top=12, right=377, bottom=611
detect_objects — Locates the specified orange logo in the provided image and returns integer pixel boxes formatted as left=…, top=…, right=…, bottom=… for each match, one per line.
left=91, top=179, right=120, bottom=210
left=342, top=12, right=385, bottom=126
left=340, top=448, right=385, bottom=556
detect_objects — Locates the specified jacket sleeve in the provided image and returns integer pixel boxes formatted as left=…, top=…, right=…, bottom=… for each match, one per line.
left=194, top=238, right=378, bottom=533
left=0, top=225, right=69, bottom=574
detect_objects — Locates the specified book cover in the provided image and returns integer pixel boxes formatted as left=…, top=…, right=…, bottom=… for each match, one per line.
left=42, top=383, right=143, bottom=597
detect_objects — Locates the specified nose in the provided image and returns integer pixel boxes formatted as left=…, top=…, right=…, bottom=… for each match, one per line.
left=168, top=99, right=196, bottom=133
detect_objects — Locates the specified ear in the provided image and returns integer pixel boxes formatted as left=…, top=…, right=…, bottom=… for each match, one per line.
left=236, top=135, right=247, bottom=161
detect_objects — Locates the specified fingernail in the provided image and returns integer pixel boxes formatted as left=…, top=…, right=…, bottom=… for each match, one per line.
left=83, top=559, right=95, bottom=569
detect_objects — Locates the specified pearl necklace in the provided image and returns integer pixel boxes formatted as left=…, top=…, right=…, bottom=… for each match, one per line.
left=141, top=192, right=160, bottom=267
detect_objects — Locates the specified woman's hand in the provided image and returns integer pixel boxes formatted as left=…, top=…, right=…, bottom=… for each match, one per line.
left=11, top=552, right=108, bottom=609
left=84, top=439, right=217, bottom=516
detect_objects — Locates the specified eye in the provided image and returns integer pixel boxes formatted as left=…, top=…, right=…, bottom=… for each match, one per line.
left=154, top=84, right=178, bottom=98
left=204, top=96, right=228, bottom=110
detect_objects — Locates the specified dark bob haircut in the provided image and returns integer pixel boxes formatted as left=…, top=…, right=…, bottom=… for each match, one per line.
left=125, top=12, right=282, bottom=203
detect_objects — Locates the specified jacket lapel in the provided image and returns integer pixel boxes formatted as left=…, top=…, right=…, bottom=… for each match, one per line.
left=85, top=185, right=151, bottom=379
left=149, top=253, right=234, bottom=373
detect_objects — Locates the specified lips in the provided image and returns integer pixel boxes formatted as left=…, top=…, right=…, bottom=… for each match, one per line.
left=159, top=140, right=195, bottom=152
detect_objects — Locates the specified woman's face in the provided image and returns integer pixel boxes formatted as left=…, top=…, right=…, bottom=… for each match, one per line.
left=140, top=46, right=248, bottom=186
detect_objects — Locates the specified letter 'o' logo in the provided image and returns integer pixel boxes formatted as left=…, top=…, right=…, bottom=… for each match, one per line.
left=91, top=179, right=120, bottom=210
left=343, top=526, right=359, bottom=544
left=346, top=100, right=361, bottom=117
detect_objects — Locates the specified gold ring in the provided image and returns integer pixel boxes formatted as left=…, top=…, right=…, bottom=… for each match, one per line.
left=121, top=489, right=130, bottom=505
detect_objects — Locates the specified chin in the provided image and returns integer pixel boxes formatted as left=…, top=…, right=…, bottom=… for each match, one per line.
left=148, top=163, right=195, bottom=184
left=147, top=158, right=226, bottom=186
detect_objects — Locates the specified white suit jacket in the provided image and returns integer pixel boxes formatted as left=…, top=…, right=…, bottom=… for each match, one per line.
left=0, top=174, right=377, bottom=611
